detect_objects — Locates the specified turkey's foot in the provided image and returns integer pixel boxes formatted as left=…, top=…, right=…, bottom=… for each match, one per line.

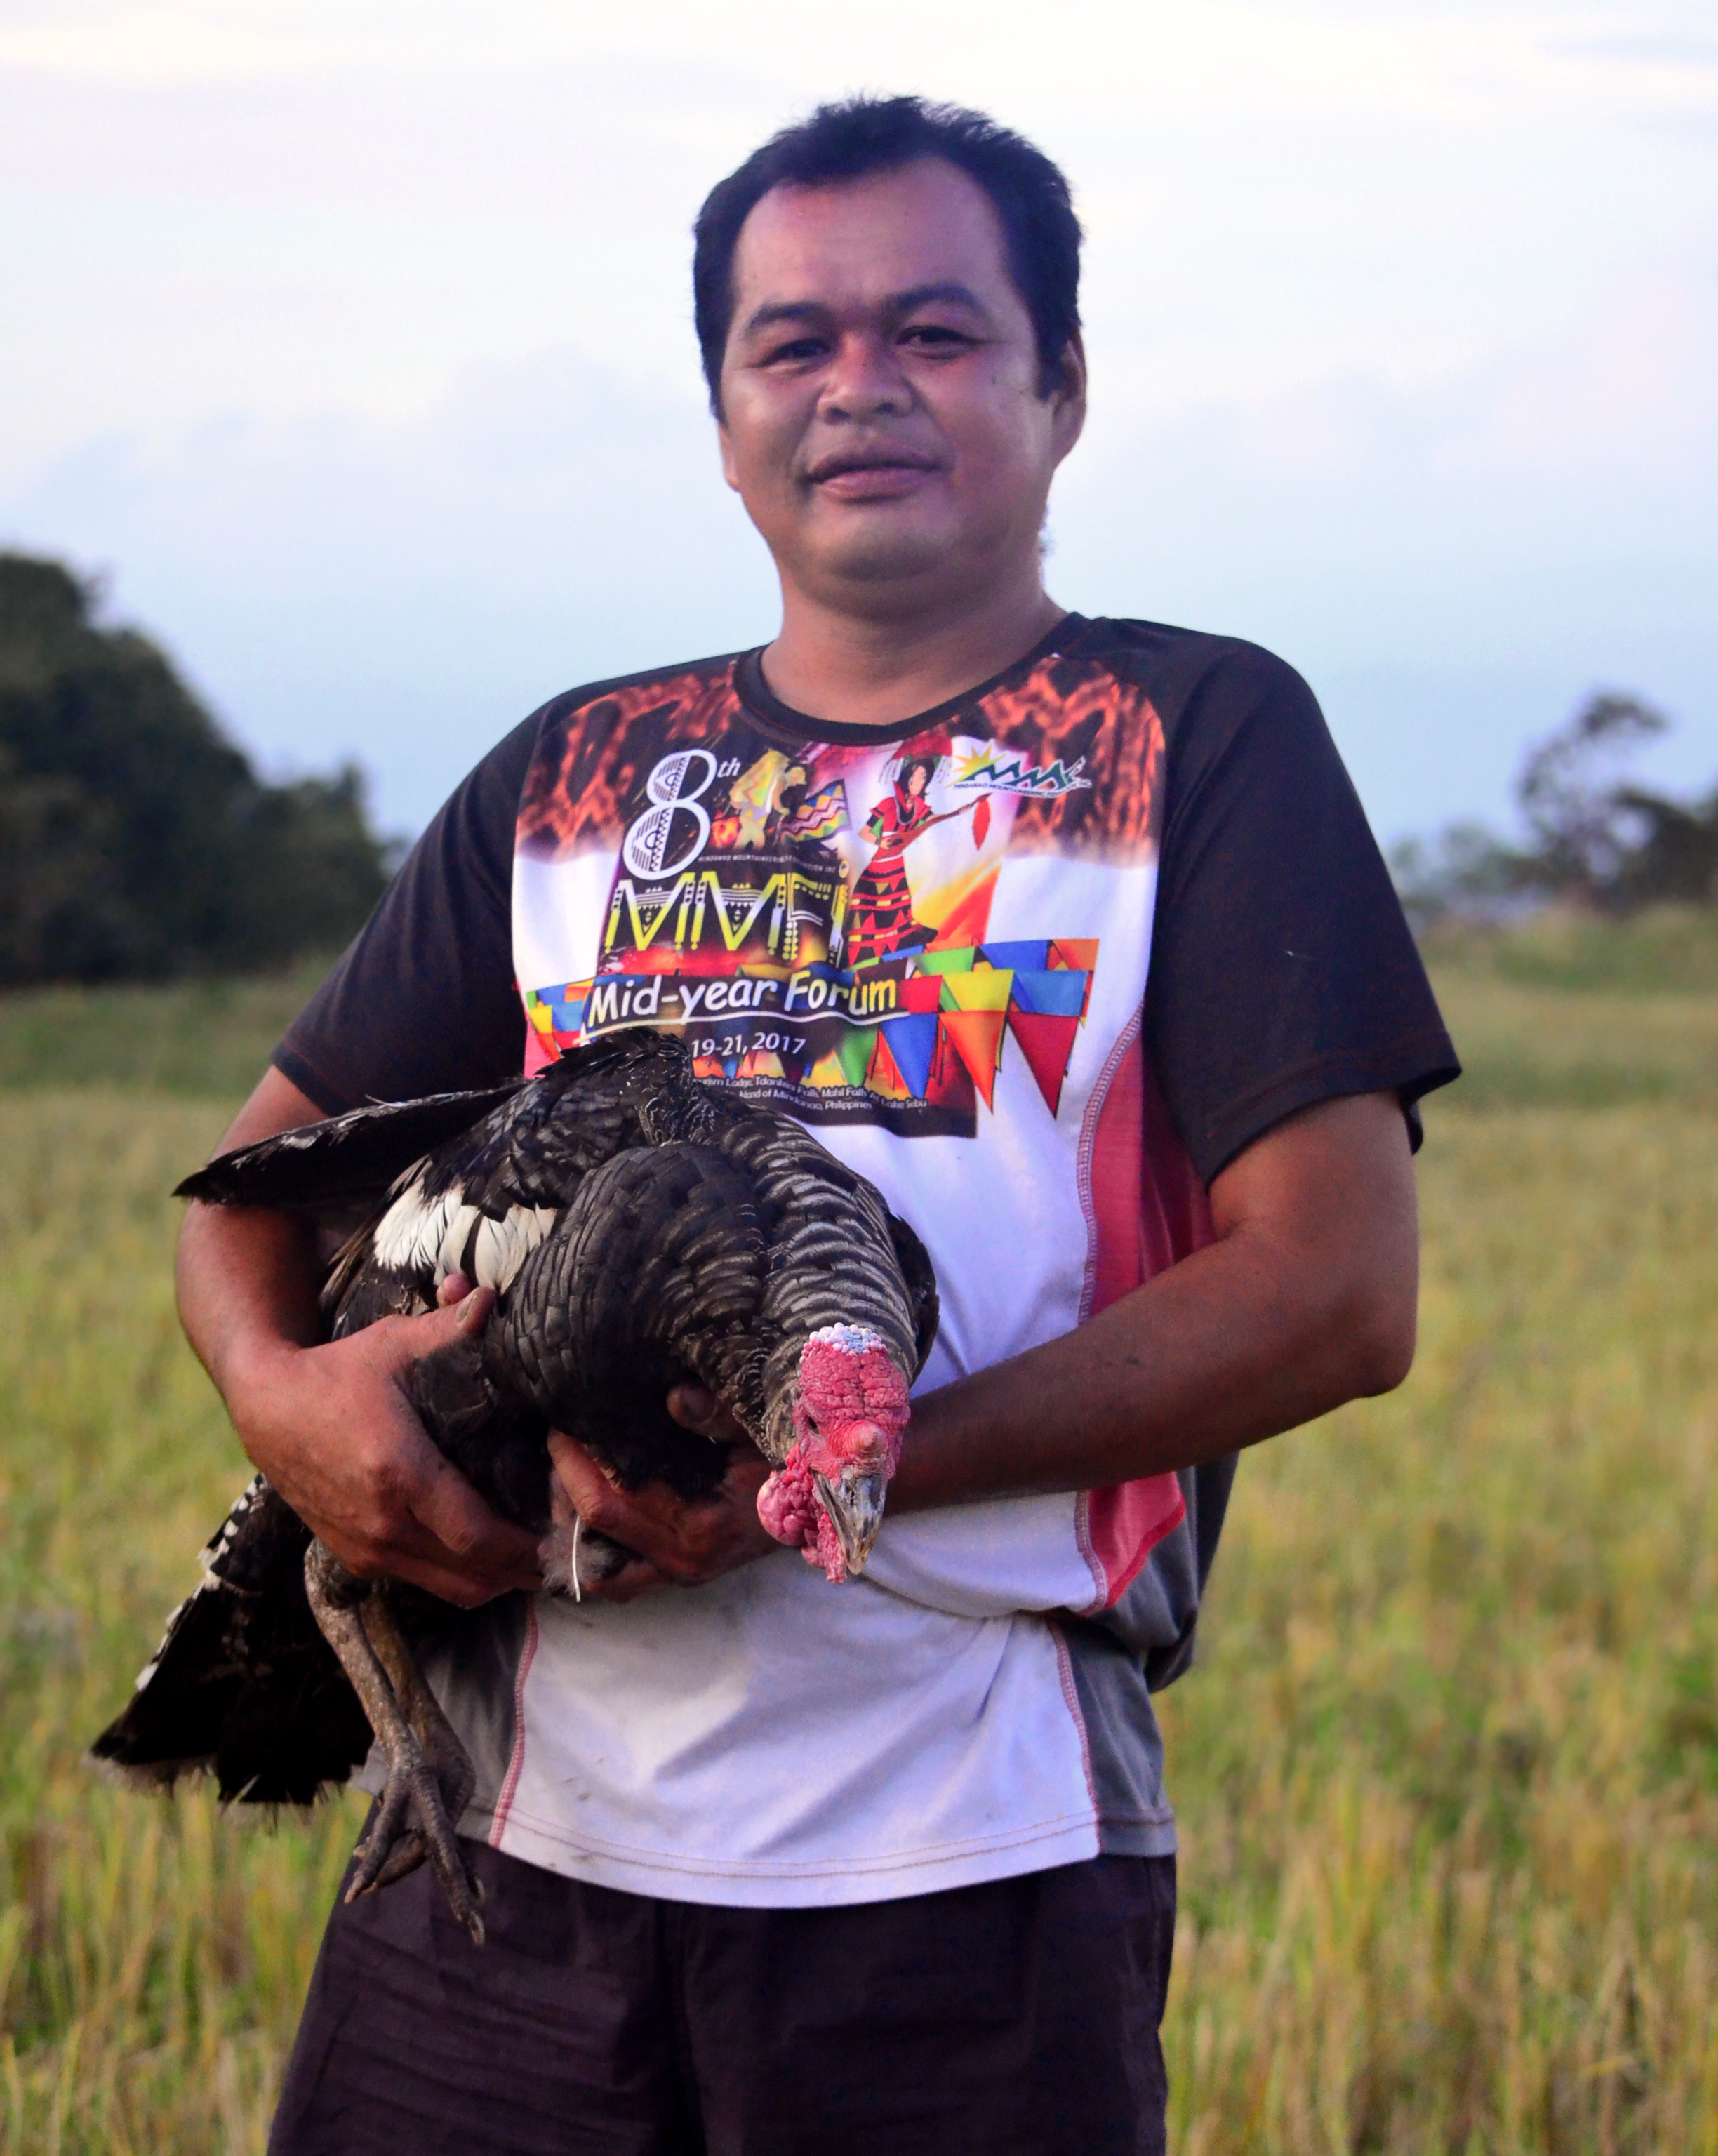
left=354, top=1585, right=477, bottom=1894
left=303, top=1541, right=484, bottom=1944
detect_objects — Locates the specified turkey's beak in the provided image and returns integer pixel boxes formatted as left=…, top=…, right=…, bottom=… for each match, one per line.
left=813, top=1466, right=888, bottom=1578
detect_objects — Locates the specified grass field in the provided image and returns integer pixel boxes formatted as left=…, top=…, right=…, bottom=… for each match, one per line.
left=3, top=914, right=1718, bottom=2150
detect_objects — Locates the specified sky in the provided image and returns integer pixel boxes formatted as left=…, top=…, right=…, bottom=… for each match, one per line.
left=1, top=0, right=1715, bottom=846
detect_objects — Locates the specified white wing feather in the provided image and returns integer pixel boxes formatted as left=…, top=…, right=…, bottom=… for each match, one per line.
left=372, top=1174, right=559, bottom=1293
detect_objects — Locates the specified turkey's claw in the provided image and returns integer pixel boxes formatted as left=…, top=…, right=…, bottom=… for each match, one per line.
left=346, top=1720, right=483, bottom=1938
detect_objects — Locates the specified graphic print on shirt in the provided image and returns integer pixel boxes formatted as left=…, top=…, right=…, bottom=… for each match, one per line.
left=490, top=636, right=1230, bottom=1902
left=514, top=653, right=1163, bottom=1138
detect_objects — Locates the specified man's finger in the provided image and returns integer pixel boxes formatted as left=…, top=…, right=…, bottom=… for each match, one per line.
left=366, top=1550, right=515, bottom=1609
left=545, top=1430, right=712, bottom=1577
left=370, top=1286, right=496, bottom=1371
left=587, top=1558, right=672, bottom=1606
left=424, top=1282, right=495, bottom=1336
left=312, top=1501, right=517, bottom=1606
left=667, top=1383, right=747, bottom=1444
left=393, top=1420, right=542, bottom=1591
left=547, top=1430, right=662, bottom=1547
left=545, top=1429, right=776, bottom=1590
left=330, top=1485, right=541, bottom=1599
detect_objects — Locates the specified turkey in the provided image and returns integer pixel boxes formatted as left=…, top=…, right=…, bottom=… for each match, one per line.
left=92, top=1030, right=938, bottom=1942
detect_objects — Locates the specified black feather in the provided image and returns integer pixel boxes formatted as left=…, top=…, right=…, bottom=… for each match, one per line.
left=887, top=1211, right=940, bottom=1373
left=173, top=1082, right=528, bottom=1217
left=90, top=1477, right=372, bottom=1803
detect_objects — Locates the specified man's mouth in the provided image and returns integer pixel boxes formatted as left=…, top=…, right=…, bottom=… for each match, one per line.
left=806, top=452, right=943, bottom=498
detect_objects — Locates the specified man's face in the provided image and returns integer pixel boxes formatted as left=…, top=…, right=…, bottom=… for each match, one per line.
left=717, top=159, right=1085, bottom=617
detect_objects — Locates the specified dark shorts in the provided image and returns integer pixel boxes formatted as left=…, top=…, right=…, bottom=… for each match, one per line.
left=270, top=1829, right=1175, bottom=2156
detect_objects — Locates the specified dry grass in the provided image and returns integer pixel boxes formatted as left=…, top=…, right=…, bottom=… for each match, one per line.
left=1161, top=1103, right=1718, bottom=2152
left=0, top=1097, right=363, bottom=2152
left=2, top=924, right=1717, bottom=2148
left=0, top=966, right=326, bottom=1100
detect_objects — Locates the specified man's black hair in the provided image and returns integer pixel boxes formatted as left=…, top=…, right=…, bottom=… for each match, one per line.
left=692, top=95, right=1082, bottom=411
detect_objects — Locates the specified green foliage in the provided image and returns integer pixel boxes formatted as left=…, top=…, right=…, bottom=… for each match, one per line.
left=0, top=1094, right=364, bottom=2150
left=1424, top=908, right=1718, bottom=1111
left=0, top=554, right=392, bottom=985
left=1515, top=692, right=1671, bottom=904
left=1423, top=905, right=1718, bottom=997
left=1161, top=1103, right=1718, bottom=2152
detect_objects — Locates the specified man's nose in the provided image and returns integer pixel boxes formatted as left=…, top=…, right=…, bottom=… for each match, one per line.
left=818, top=333, right=913, bottom=421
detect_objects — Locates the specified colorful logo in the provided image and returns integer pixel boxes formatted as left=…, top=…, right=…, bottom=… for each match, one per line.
left=950, top=747, right=1092, bottom=799
left=533, top=727, right=1110, bottom=1138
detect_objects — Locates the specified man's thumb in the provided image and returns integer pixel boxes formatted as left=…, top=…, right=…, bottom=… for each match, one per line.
left=420, top=1282, right=496, bottom=1340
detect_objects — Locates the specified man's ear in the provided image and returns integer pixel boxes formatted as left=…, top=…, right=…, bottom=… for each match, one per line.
left=717, top=418, right=742, bottom=495
left=1048, top=332, right=1088, bottom=466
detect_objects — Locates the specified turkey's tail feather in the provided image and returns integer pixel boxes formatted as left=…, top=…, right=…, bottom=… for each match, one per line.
left=88, top=1475, right=373, bottom=1806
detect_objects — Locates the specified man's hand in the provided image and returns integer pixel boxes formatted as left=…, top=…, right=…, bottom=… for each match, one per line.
left=224, top=1284, right=543, bottom=1606
left=177, top=1067, right=542, bottom=1611
left=546, top=1385, right=777, bottom=1603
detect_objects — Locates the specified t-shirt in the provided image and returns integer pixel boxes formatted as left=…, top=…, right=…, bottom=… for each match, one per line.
left=277, top=613, right=1458, bottom=1907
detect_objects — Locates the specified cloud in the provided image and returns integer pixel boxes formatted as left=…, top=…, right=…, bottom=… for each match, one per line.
left=1, top=357, right=780, bottom=827
left=1058, top=251, right=1718, bottom=829
left=2, top=0, right=1714, bottom=843
left=6, top=243, right=1714, bottom=846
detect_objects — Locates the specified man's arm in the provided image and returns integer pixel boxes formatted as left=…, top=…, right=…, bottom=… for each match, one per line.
left=177, top=1066, right=542, bottom=1606
left=893, top=1086, right=1415, bottom=1508
left=553, top=1086, right=1418, bottom=1590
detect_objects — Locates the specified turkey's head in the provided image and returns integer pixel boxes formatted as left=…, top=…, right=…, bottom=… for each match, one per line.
left=756, top=1324, right=912, bottom=1583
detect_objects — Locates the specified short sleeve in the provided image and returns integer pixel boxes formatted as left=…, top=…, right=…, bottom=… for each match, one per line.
left=273, top=710, right=543, bottom=1114
left=1143, top=643, right=1459, bottom=1185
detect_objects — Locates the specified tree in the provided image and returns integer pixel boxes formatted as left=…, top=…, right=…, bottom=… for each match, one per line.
left=0, top=552, right=395, bottom=985
left=1392, top=691, right=1718, bottom=926
left=1515, top=693, right=1670, bottom=907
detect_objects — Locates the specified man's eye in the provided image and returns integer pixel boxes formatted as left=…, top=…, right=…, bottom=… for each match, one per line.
left=761, top=338, right=827, bottom=366
left=900, top=326, right=972, bottom=351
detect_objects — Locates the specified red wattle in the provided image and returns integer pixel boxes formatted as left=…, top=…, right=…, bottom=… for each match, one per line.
left=757, top=1446, right=820, bottom=1552
left=756, top=1444, right=853, bottom=1583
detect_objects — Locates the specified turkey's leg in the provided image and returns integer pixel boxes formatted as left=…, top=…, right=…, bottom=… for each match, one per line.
left=356, top=1587, right=477, bottom=1891
left=303, top=1541, right=484, bottom=1943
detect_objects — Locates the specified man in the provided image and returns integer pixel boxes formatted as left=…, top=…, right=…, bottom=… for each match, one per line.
left=184, top=96, right=1456, bottom=2154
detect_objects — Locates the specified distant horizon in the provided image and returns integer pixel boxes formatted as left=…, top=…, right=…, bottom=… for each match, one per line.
left=4, top=1, right=1714, bottom=846
left=13, top=522, right=1712, bottom=868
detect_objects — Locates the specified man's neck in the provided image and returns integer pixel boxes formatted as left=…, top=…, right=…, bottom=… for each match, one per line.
left=759, top=572, right=1067, bottom=731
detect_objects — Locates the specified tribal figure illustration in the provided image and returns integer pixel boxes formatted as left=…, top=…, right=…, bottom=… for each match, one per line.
left=845, top=745, right=982, bottom=966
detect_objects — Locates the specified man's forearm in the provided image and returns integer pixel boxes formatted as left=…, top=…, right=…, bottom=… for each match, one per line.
left=888, top=1217, right=1406, bottom=1509
left=175, top=1067, right=332, bottom=1402
left=176, top=1198, right=324, bottom=1399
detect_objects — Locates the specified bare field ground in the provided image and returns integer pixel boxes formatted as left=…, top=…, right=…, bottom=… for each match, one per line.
left=3, top=916, right=1717, bottom=2151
